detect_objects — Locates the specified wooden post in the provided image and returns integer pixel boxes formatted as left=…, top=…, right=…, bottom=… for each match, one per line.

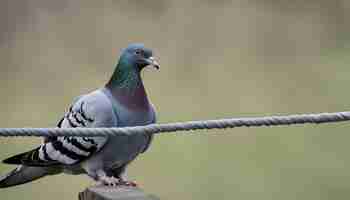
left=78, top=185, right=160, bottom=200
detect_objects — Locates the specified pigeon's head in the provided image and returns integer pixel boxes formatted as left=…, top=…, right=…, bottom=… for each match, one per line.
left=119, top=43, right=160, bottom=71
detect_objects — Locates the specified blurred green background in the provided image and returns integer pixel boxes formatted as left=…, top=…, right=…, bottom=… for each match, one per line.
left=1, top=0, right=350, bottom=200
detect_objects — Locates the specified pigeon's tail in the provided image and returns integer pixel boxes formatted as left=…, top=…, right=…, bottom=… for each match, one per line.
left=2, top=148, right=41, bottom=165
left=3, top=147, right=59, bottom=167
left=0, top=165, right=59, bottom=188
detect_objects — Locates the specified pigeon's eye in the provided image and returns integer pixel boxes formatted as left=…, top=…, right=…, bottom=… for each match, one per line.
left=134, top=50, right=143, bottom=55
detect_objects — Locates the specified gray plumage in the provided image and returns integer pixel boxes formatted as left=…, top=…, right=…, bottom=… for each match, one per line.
left=0, top=43, right=159, bottom=188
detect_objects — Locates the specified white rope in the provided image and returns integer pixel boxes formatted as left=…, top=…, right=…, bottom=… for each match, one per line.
left=0, top=111, right=349, bottom=137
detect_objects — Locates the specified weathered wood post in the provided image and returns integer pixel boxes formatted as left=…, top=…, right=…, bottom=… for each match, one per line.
left=79, top=185, right=160, bottom=200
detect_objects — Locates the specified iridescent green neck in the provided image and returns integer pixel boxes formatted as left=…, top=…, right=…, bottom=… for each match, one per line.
left=106, top=59, right=142, bottom=90
left=105, top=59, right=150, bottom=110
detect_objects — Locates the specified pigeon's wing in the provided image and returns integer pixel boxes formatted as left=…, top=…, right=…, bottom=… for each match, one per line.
left=44, top=95, right=84, bottom=143
left=3, top=90, right=116, bottom=166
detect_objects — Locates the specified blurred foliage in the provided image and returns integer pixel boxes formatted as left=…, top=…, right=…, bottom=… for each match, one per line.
left=1, top=0, right=350, bottom=200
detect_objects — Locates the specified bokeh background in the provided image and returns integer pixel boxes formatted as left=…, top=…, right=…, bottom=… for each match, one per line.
left=1, top=0, right=350, bottom=200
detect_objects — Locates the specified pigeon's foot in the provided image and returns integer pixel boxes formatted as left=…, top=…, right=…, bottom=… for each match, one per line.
left=118, top=179, right=138, bottom=187
left=98, top=175, right=138, bottom=187
left=98, top=175, right=121, bottom=187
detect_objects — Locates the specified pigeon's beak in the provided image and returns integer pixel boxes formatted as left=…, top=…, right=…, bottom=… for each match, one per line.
left=145, top=57, right=160, bottom=70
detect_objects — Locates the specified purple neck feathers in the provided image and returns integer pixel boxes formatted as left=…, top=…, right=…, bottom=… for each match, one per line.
left=107, top=82, right=150, bottom=111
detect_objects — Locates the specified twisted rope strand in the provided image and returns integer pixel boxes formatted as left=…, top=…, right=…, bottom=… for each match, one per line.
left=0, top=111, right=349, bottom=137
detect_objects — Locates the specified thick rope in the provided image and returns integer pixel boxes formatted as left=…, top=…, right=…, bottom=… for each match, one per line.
left=0, top=111, right=349, bottom=137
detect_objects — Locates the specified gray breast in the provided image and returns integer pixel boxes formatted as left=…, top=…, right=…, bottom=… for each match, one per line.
left=115, top=105, right=154, bottom=127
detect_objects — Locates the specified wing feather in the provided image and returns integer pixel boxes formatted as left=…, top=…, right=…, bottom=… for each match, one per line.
left=2, top=90, right=116, bottom=166
left=37, top=90, right=115, bottom=165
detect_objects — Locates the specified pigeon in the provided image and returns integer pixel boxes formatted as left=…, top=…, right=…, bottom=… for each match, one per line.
left=0, top=43, right=160, bottom=188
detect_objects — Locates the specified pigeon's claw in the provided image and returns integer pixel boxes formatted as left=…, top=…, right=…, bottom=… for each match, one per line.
left=98, top=175, right=121, bottom=187
left=97, top=173, right=138, bottom=187
left=119, top=180, right=138, bottom=187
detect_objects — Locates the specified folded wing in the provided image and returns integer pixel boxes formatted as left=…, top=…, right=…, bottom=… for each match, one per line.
left=3, top=90, right=117, bottom=166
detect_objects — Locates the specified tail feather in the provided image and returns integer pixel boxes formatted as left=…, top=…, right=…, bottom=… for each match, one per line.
left=3, top=148, right=59, bottom=167
left=0, top=165, right=59, bottom=188
left=3, top=150, right=36, bottom=165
